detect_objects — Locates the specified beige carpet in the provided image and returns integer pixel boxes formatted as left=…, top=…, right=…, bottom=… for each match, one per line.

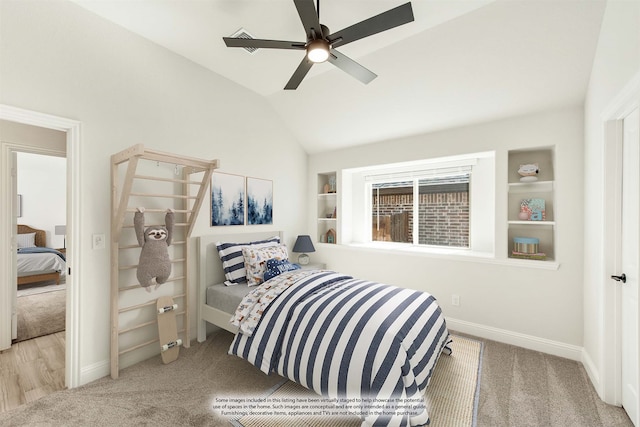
left=0, top=331, right=480, bottom=427
left=15, top=287, right=66, bottom=342
left=235, top=335, right=482, bottom=427
left=2, top=329, right=631, bottom=426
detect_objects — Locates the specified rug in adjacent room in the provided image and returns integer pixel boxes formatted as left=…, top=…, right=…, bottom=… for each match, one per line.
left=15, top=286, right=66, bottom=342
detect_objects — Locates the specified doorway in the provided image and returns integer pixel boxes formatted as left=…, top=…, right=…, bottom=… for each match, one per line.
left=13, top=151, right=67, bottom=344
left=0, top=104, right=81, bottom=389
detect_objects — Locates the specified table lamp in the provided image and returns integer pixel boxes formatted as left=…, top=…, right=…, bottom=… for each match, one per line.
left=55, top=225, right=66, bottom=249
left=292, top=235, right=315, bottom=265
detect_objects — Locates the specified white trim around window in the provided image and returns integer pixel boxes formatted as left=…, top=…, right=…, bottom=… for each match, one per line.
left=342, top=151, right=496, bottom=257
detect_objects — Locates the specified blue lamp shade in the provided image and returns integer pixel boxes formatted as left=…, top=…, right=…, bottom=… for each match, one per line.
left=292, top=235, right=315, bottom=265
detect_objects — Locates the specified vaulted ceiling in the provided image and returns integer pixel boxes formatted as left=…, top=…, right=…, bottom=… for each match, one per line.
left=71, top=0, right=606, bottom=153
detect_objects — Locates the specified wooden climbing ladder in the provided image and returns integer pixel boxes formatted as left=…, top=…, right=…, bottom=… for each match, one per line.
left=110, top=144, right=218, bottom=378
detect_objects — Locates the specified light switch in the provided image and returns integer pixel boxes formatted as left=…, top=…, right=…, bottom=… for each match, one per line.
left=93, top=233, right=106, bottom=249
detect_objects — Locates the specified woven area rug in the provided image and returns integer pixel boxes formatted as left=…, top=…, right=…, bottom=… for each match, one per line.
left=234, top=335, right=483, bottom=427
left=15, top=286, right=66, bottom=342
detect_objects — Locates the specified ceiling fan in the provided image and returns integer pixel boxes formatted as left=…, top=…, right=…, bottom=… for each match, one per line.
left=223, top=0, right=414, bottom=90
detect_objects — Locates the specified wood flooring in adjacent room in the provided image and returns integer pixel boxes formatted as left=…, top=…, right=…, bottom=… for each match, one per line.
left=0, top=332, right=65, bottom=413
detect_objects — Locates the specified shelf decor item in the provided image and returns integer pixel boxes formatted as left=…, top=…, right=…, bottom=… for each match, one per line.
left=292, top=234, right=315, bottom=265
left=512, top=236, right=546, bottom=260
left=328, top=176, right=337, bottom=193
left=520, top=198, right=546, bottom=221
left=518, top=163, right=539, bottom=182
left=513, top=236, right=539, bottom=254
left=511, top=251, right=547, bottom=260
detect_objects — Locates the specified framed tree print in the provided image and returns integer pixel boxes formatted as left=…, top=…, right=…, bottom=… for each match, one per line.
left=210, top=172, right=245, bottom=226
left=246, top=177, right=273, bottom=225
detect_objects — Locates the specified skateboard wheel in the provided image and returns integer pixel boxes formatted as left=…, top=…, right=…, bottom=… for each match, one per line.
left=161, top=338, right=183, bottom=352
left=158, top=303, right=178, bottom=314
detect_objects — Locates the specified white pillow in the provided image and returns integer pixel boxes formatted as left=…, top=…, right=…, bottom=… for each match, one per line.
left=17, top=232, right=36, bottom=249
left=242, top=244, right=289, bottom=287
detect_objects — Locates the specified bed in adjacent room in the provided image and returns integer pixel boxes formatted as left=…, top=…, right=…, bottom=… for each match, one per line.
left=197, top=232, right=450, bottom=426
left=17, top=224, right=66, bottom=286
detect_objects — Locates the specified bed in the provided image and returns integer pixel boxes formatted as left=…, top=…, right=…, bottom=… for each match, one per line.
left=17, top=225, right=66, bottom=286
left=197, top=232, right=450, bottom=426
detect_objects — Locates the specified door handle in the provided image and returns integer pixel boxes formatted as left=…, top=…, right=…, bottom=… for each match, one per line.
left=611, top=273, right=626, bottom=283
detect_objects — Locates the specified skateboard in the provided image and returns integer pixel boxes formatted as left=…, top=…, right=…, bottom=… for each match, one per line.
left=157, top=296, right=181, bottom=364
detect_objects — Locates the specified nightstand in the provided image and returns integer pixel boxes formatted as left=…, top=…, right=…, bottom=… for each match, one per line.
left=298, top=262, right=326, bottom=270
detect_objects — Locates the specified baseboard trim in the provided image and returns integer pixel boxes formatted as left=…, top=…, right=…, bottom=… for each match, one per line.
left=79, top=347, right=157, bottom=386
left=79, top=320, right=584, bottom=386
left=447, top=318, right=583, bottom=361
left=581, top=348, right=601, bottom=395
left=80, top=360, right=110, bottom=386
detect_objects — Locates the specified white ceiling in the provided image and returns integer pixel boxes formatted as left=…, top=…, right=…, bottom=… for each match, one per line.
left=71, top=0, right=606, bottom=154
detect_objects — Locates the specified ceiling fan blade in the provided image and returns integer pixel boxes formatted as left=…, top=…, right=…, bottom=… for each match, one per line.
left=284, top=57, right=314, bottom=90
left=294, top=0, right=322, bottom=40
left=328, top=49, right=377, bottom=85
left=223, top=37, right=305, bottom=50
left=328, top=2, right=414, bottom=49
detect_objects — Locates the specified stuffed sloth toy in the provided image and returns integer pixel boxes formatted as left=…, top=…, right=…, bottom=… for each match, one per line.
left=134, top=207, right=174, bottom=292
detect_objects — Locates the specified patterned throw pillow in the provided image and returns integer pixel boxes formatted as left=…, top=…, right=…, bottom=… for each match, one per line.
left=242, top=244, right=289, bottom=286
left=216, top=236, right=280, bottom=284
left=263, top=258, right=300, bottom=282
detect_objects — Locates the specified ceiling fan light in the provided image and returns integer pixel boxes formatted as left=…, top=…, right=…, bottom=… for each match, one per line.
left=307, top=40, right=329, bottom=63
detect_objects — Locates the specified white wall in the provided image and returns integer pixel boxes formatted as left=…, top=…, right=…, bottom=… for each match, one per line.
left=0, top=0, right=308, bottom=383
left=16, top=152, right=67, bottom=249
left=309, top=107, right=585, bottom=352
left=583, top=0, right=640, bottom=402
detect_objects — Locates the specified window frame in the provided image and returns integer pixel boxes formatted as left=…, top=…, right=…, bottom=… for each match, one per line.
left=366, top=170, right=472, bottom=249
left=342, top=151, right=495, bottom=257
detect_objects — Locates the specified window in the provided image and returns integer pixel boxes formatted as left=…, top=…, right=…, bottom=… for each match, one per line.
left=342, top=151, right=495, bottom=256
left=371, top=174, right=470, bottom=248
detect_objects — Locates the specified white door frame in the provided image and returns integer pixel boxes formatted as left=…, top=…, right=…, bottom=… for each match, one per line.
left=0, top=104, right=82, bottom=388
left=601, top=72, right=640, bottom=406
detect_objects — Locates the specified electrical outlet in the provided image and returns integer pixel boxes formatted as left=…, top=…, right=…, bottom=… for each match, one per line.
left=93, top=233, right=106, bottom=250
left=451, top=294, right=460, bottom=306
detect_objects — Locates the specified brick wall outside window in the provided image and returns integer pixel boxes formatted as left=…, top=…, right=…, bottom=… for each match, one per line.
left=372, top=191, right=469, bottom=247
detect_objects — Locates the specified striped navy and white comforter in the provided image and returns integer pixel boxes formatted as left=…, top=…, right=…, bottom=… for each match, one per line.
left=229, top=270, right=450, bottom=426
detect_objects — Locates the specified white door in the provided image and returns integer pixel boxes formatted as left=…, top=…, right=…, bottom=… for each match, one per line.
left=621, top=106, right=639, bottom=426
